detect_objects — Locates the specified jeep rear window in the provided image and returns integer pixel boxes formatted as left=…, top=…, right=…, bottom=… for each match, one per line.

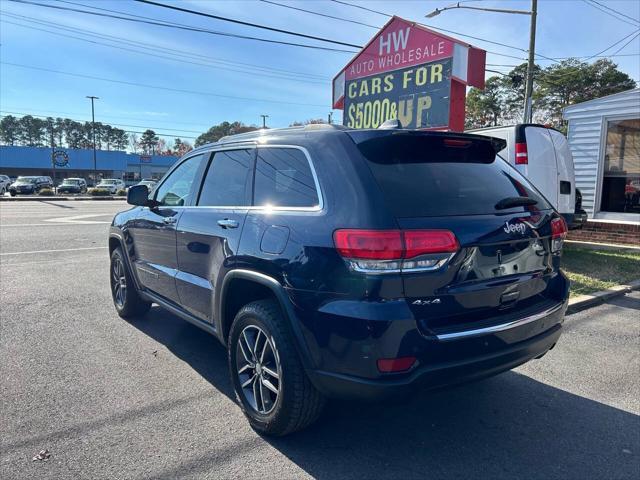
left=357, top=134, right=551, bottom=217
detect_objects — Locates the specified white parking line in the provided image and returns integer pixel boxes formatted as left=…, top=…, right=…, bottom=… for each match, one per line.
left=0, top=246, right=107, bottom=256
left=46, top=214, right=112, bottom=225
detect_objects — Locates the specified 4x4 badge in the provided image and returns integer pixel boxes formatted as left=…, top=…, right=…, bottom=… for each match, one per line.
left=412, top=298, right=441, bottom=306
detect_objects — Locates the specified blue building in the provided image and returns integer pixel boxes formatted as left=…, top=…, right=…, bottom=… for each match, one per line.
left=0, top=146, right=179, bottom=185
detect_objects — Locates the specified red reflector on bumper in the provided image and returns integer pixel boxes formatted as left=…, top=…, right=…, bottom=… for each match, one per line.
left=377, top=356, right=416, bottom=373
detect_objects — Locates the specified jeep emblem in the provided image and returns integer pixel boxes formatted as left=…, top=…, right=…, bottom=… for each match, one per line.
left=503, top=221, right=527, bottom=235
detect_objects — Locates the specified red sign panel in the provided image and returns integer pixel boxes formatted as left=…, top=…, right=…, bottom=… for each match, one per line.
left=333, top=16, right=486, bottom=132
left=344, top=18, right=454, bottom=81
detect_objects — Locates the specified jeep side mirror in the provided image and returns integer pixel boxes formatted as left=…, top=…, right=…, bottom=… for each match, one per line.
left=127, top=184, right=150, bottom=206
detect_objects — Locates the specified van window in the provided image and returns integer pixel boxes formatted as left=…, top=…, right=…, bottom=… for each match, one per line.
left=198, top=149, right=252, bottom=206
left=253, top=148, right=319, bottom=208
left=357, top=134, right=552, bottom=217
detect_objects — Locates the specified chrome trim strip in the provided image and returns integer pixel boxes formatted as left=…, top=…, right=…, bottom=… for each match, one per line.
left=435, top=302, right=564, bottom=342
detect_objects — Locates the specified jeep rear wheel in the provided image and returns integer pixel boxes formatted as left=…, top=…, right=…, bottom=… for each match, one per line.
left=228, top=300, right=325, bottom=436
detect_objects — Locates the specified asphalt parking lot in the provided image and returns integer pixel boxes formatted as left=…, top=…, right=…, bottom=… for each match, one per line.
left=1, top=200, right=639, bottom=480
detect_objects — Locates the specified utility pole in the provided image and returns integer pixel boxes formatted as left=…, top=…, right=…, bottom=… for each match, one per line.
left=260, top=114, right=269, bottom=129
left=523, top=0, right=538, bottom=123
left=49, top=121, right=56, bottom=194
left=86, top=96, right=99, bottom=185
left=426, top=1, right=537, bottom=123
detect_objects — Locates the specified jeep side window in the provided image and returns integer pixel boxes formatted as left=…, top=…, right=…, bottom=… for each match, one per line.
left=198, top=149, right=253, bottom=206
left=253, top=148, right=319, bottom=208
left=154, top=154, right=205, bottom=207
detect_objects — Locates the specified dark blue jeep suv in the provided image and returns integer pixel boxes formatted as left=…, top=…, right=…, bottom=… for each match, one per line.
left=109, top=125, right=569, bottom=436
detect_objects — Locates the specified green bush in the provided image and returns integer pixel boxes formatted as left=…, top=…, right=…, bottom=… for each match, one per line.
left=38, top=188, right=55, bottom=196
left=88, top=188, right=111, bottom=196
left=116, top=188, right=128, bottom=196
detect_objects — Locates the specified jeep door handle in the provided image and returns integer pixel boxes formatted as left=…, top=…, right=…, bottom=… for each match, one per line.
left=163, top=217, right=177, bottom=225
left=217, top=218, right=239, bottom=229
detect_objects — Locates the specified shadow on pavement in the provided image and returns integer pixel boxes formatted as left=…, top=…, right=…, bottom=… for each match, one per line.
left=131, top=307, right=639, bottom=480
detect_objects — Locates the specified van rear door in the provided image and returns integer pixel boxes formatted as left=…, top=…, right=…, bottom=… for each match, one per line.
left=548, top=128, right=575, bottom=215
left=523, top=126, right=558, bottom=208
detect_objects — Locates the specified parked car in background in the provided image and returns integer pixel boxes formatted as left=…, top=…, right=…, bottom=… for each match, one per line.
left=109, top=125, right=570, bottom=436
left=469, top=124, right=586, bottom=229
left=135, top=179, right=157, bottom=191
left=94, top=178, right=126, bottom=194
left=9, top=176, right=53, bottom=196
left=58, top=178, right=88, bottom=194
left=0, top=174, right=11, bottom=194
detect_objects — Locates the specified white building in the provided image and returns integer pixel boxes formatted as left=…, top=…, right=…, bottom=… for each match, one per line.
left=563, top=88, right=640, bottom=227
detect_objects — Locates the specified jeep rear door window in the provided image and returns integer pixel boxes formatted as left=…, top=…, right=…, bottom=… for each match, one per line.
left=254, top=147, right=319, bottom=208
left=357, top=134, right=551, bottom=217
left=198, top=149, right=252, bottom=206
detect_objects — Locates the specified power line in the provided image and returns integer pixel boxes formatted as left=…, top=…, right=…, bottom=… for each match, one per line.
left=582, top=0, right=640, bottom=27
left=0, top=106, right=210, bottom=128
left=610, top=32, right=640, bottom=56
left=589, top=0, right=640, bottom=24
left=7, top=0, right=358, bottom=53
left=586, top=29, right=640, bottom=60
left=328, top=0, right=545, bottom=62
left=2, top=10, right=330, bottom=81
left=542, top=29, right=640, bottom=82
left=0, top=113, right=198, bottom=139
left=133, top=0, right=362, bottom=48
left=0, top=110, right=202, bottom=134
left=329, top=0, right=388, bottom=17
left=258, top=0, right=378, bottom=29
left=1, top=62, right=330, bottom=107
left=0, top=18, right=330, bottom=85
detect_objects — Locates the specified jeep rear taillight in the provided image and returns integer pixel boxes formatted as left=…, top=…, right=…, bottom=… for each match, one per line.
left=515, top=142, right=528, bottom=164
left=550, top=217, right=568, bottom=253
left=333, top=229, right=459, bottom=273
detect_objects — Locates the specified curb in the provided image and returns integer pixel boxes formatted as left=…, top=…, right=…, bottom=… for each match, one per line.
left=567, top=279, right=640, bottom=314
left=565, top=240, right=640, bottom=252
left=0, top=196, right=126, bottom=201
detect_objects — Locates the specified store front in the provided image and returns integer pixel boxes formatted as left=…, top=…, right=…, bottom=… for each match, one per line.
left=564, top=89, right=640, bottom=221
left=564, top=88, right=639, bottom=245
left=601, top=118, right=639, bottom=215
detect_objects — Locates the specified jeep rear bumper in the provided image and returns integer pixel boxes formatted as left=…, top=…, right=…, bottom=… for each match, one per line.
left=307, top=322, right=562, bottom=400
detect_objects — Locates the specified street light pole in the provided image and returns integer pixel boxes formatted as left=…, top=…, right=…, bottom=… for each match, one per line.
left=86, top=96, right=99, bottom=185
left=426, top=1, right=537, bottom=123
left=523, top=0, right=538, bottom=123
left=260, top=114, right=269, bottom=129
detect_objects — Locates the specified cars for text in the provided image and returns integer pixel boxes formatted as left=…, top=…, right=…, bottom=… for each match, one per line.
left=109, top=125, right=570, bottom=436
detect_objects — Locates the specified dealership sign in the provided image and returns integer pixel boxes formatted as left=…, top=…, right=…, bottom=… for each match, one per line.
left=333, top=17, right=486, bottom=131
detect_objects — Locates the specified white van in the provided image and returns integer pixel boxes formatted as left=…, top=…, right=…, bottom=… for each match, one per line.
left=469, top=124, right=586, bottom=228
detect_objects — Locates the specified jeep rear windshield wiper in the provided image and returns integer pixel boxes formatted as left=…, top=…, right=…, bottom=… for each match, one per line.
left=495, top=196, right=538, bottom=210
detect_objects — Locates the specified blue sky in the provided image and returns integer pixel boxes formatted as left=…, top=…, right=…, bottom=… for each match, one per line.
left=1, top=0, right=639, bottom=143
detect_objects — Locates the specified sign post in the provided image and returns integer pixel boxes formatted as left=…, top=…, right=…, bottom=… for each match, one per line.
left=333, top=17, right=486, bottom=131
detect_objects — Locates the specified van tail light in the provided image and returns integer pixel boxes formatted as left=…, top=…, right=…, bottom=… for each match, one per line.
left=333, top=229, right=459, bottom=273
left=515, top=142, right=528, bottom=164
left=550, top=217, right=568, bottom=253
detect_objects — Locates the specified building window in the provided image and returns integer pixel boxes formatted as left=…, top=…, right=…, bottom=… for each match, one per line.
left=124, top=171, right=141, bottom=182
left=601, top=118, right=640, bottom=214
